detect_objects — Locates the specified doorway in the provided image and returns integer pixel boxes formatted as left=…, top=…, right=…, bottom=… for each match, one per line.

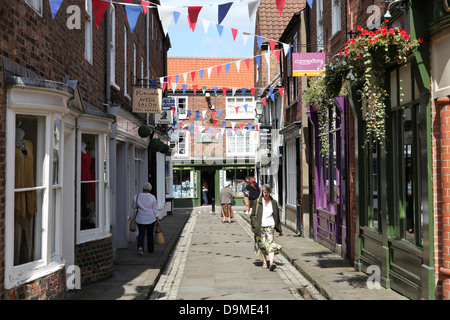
left=200, top=168, right=216, bottom=206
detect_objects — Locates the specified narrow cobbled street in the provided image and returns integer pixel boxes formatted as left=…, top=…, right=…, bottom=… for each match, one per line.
left=150, top=208, right=324, bottom=301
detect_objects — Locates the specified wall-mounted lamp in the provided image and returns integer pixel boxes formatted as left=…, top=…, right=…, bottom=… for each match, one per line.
left=255, top=98, right=264, bottom=122
left=205, top=93, right=215, bottom=110
left=380, top=0, right=408, bottom=18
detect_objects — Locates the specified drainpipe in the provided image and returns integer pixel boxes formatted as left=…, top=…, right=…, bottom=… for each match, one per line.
left=106, top=7, right=111, bottom=106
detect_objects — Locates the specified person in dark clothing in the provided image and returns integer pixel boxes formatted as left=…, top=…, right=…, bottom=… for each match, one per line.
left=248, top=177, right=260, bottom=212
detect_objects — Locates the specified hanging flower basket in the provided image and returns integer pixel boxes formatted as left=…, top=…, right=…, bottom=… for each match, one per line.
left=304, top=19, right=421, bottom=156
left=138, top=125, right=151, bottom=138
left=148, top=138, right=170, bottom=154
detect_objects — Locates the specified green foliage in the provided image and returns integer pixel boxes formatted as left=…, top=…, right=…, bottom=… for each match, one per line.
left=304, top=21, right=421, bottom=153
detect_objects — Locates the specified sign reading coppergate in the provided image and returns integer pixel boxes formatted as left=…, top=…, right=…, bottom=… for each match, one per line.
left=132, top=88, right=162, bottom=113
left=292, top=52, right=326, bottom=77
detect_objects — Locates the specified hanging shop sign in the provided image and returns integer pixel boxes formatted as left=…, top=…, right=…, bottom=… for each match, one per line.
left=292, top=52, right=326, bottom=77
left=132, top=88, right=162, bottom=113
left=155, top=110, right=174, bottom=124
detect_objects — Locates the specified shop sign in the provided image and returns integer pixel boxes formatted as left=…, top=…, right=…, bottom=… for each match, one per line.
left=292, top=52, right=326, bottom=77
left=132, top=88, right=162, bottom=113
left=155, top=110, right=173, bottom=124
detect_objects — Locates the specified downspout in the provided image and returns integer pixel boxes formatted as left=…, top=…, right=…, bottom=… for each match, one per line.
left=106, top=7, right=111, bottom=106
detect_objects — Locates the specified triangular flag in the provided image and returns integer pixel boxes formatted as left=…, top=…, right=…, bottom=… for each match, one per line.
left=243, top=104, right=248, bottom=112
left=226, top=63, right=231, bottom=74
left=167, top=76, right=172, bottom=87
left=162, top=82, right=167, bottom=92
left=192, top=84, right=198, bottom=95
left=207, top=67, right=213, bottom=78
left=217, top=65, right=222, bottom=76
left=151, top=79, right=157, bottom=88
left=202, top=86, right=207, bottom=95
left=202, top=110, right=207, bottom=119
left=251, top=88, right=256, bottom=96
left=235, top=106, right=240, bottom=114
left=222, top=121, right=227, bottom=128
left=235, top=60, right=241, bottom=73
left=245, top=58, right=250, bottom=69
left=307, top=0, right=314, bottom=9
left=275, top=49, right=281, bottom=62
left=211, top=110, right=215, bottom=118
left=171, top=82, right=177, bottom=93
left=264, top=52, right=270, bottom=66
left=173, top=11, right=181, bottom=24
left=92, top=0, right=110, bottom=30
left=214, top=86, right=218, bottom=95
left=222, top=87, right=227, bottom=96
left=231, top=122, right=236, bottom=130
left=125, top=4, right=142, bottom=33
left=270, top=40, right=277, bottom=52
left=182, top=72, right=187, bottom=83
left=182, top=83, right=187, bottom=94
left=255, top=124, right=259, bottom=131
left=187, top=6, right=202, bottom=31
left=283, top=43, right=291, bottom=57
left=275, top=0, right=286, bottom=16
left=261, top=97, right=267, bottom=106
left=187, top=110, right=192, bottom=118
left=255, top=55, right=261, bottom=68
left=248, top=123, right=253, bottom=131
left=270, top=93, right=275, bottom=102
left=231, top=28, right=238, bottom=41
left=279, top=88, right=284, bottom=96
left=240, top=123, right=245, bottom=130
left=242, top=87, right=247, bottom=96
left=141, top=1, right=150, bottom=15
left=242, top=32, right=251, bottom=45
left=201, top=19, right=210, bottom=33
left=247, top=0, right=260, bottom=21
left=218, top=2, right=233, bottom=25
left=195, top=110, right=200, bottom=121
left=216, top=24, right=224, bottom=37
left=157, top=5, right=174, bottom=36
left=232, top=87, right=237, bottom=96
left=191, top=71, right=196, bottom=82
left=199, top=69, right=204, bottom=80
left=49, top=0, right=64, bottom=19
left=256, top=36, right=264, bottom=49
left=218, top=109, right=223, bottom=118
left=213, top=119, right=218, bottom=126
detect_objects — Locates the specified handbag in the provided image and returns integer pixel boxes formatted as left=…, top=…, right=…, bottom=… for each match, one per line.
left=129, top=194, right=139, bottom=232
left=230, top=199, right=236, bottom=206
left=155, top=225, right=164, bottom=245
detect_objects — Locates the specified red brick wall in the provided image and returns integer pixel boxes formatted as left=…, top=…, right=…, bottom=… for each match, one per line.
left=432, top=97, right=450, bottom=300
left=5, top=266, right=66, bottom=300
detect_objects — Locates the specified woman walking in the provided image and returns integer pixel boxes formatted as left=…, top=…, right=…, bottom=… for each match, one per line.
left=250, top=184, right=283, bottom=270
left=131, top=182, right=160, bottom=255
left=220, top=181, right=235, bottom=223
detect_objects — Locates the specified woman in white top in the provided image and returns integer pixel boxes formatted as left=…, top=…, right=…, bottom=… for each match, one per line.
left=250, top=184, right=283, bottom=271
left=132, top=182, right=160, bottom=255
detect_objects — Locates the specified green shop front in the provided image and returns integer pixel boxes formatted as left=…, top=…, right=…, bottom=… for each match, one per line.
left=172, top=162, right=255, bottom=208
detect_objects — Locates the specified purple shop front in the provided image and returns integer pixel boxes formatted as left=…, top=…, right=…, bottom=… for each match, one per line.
left=307, top=97, right=349, bottom=258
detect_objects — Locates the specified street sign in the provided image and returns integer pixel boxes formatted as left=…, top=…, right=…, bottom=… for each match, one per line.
left=292, top=52, right=326, bottom=77
left=132, top=88, right=162, bottom=113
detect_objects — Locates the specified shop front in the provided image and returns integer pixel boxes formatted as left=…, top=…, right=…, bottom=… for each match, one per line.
left=172, top=163, right=255, bottom=208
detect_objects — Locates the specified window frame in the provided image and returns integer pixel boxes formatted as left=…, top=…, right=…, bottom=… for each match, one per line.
left=226, top=129, right=257, bottom=156
left=25, top=0, right=43, bottom=16
left=85, top=0, right=93, bottom=64
left=4, top=87, right=71, bottom=290
left=225, top=96, right=255, bottom=120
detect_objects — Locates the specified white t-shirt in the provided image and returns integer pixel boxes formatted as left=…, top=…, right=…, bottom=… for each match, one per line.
left=132, top=192, right=159, bottom=225
left=261, top=200, right=275, bottom=227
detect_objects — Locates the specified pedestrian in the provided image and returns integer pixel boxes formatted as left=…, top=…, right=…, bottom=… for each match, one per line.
left=220, top=181, right=235, bottom=223
left=202, top=182, right=208, bottom=206
left=247, top=177, right=260, bottom=213
left=250, top=184, right=283, bottom=271
left=131, top=182, right=160, bottom=255
left=242, top=177, right=250, bottom=215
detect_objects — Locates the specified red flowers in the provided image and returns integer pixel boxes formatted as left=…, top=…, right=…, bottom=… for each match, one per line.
left=356, top=54, right=361, bottom=59
left=418, top=38, right=424, bottom=43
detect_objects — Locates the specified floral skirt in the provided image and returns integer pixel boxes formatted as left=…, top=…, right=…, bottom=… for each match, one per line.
left=221, top=203, right=234, bottom=218
left=254, top=226, right=282, bottom=256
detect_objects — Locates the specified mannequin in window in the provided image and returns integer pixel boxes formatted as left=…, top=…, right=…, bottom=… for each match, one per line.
left=14, top=127, right=37, bottom=265
left=81, top=140, right=95, bottom=229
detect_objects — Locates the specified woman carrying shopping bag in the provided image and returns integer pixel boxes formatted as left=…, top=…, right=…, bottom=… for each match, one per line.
left=131, top=182, right=160, bottom=255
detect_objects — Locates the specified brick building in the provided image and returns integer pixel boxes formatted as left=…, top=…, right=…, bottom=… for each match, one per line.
left=0, top=0, right=168, bottom=299
left=301, top=0, right=450, bottom=300
left=167, top=57, right=256, bottom=208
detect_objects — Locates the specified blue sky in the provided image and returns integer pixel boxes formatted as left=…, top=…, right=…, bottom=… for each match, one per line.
left=159, top=0, right=257, bottom=58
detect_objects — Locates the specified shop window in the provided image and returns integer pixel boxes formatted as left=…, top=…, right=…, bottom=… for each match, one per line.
left=220, top=168, right=255, bottom=197
left=285, top=140, right=297, bottom=206
left=170, top=96, right=188, bottom=119
left=175, top=129, right=189, bottom=156
left=13, top=115, right=46, bottom=266
left=173, top=169, right=197, bottom=198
